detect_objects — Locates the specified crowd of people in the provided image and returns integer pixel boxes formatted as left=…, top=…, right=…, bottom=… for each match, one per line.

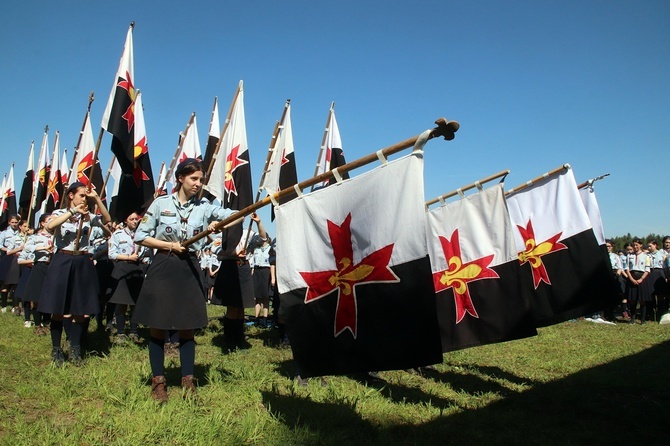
left=606, top=237, right=670, bottom=324
left=2, top=159, right=669, bottom=403
left=0, top=159, right=283, bottom=403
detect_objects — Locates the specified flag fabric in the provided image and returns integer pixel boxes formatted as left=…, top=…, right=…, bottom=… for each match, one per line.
left=0, top=166, right=17, bottom=230
left=261, top=102, right=299, bottom=220
left=277, top=152, right=443, bottom=378
left=45, top=131, right=62, bottom=212
left=203, top=82, right=252, bottom=256
left=30, top=131, right=50, bottom=224
left=579, top=185, right=606, bottom=246
left=202, top=97, right=219, bottom=174
left=505, top=167, right=616, bottom=327
left=101, top=24, right=136, bottom=175
left=108, top=158, right=121, bottom=220
left=312, top=106, right=349, bottom=190
left=60, top=148, right=69, bottom=189
left=74, top=111, right=106, bottom=208
left=111, top=91, right=155, bottom=222
left=426, top=184, right=537, bottom=352
left=171, top=114, right=202, bottom=186
left=0, top=175, right=6, bottom=229
left=18, top=142, right=34, bottom=219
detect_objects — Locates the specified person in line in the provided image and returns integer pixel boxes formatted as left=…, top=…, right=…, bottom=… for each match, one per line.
left=17, top=214, right=53, bottom=333
left=108, top=212, right=148, bottom=344
left=38, top=182, right=111, bottom=366
left=132, top=158, right=234, bottom=403
left=248, top=214, right=271, bottom=328
left=0, top=216, right=27, bottom=314
left=624, top=238, right=651, bottom=324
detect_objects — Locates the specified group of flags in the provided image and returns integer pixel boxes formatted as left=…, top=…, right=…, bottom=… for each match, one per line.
left=275, top=151, right=615, bottom=377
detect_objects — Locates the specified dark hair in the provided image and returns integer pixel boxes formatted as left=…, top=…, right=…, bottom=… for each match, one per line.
left=632, top=237, right=642, bottom=245
left=66, top=181, right=86, bottom=195
left=174, top=158, right=204, bottom=191
left=663, top=236, right=670, bottom=244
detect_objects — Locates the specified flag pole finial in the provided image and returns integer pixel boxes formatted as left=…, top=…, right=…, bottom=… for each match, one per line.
left=130, top=21, right=135, bottom=29
left=44, top=125, right=49, bottom=133
left=87, top=91, right=95, bottom=110
left=431, top=118, right=459, bottom=141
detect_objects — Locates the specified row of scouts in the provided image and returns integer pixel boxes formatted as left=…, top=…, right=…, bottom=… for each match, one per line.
left=607, top=237, right=670, bottom=324
left=0, top=158, right=274, bottom=403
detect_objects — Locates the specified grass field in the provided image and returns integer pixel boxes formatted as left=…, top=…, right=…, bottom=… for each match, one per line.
left=0, top=307, right=669, bottom=445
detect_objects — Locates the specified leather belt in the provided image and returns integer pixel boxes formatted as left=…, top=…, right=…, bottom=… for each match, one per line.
left=59, top=250, right=88, bottom=256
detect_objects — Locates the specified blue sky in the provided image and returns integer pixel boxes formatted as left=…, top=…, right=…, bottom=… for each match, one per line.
left=1, top=1, right=668, bottom=238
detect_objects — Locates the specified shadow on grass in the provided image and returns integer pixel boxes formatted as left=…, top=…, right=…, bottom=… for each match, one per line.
left=262, top=340, right=670, bottom=446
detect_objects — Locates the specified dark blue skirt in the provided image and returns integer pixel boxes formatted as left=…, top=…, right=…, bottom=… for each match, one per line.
left=132, top=251, right=207, bottom=330
left=15, top=265, right=32, bottom=300
left=0, top=254, right=20, bottom=285
left=38, top=252, right=100, bottom=315
left=213, top=259, right=254, bottom=308
left=108, top=261, right=144, bottom=306
left=22, top=262, right=49, bottom=303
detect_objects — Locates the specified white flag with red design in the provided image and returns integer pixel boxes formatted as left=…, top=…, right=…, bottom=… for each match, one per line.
left=426, top=184, right=536, bottom=352
left=277, top=152, right=442, bottom=378
left=505, top=167, right=615, bottom=326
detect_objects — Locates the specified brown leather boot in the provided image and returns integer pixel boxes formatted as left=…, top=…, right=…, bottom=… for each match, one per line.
left=151, top=376, right=168, bottom=404
left=181, top=375, right=198, bottom=399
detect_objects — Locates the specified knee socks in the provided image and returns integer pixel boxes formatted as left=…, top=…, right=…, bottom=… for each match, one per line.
left=149, top=337, right=166, bottom=377
left=179, top=338, right=195, bottom=377
left=23, top=302, right=31, bottom=322
left=50, top=320, right=63, bottom=349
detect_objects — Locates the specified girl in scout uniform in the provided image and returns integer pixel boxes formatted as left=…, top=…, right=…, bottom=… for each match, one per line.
left=0, top=215, right=27, bottom=314
left=18, top=214, right=54, bottom=334
left=647, top=240, right=667, bottom=322
left=248, top=216, right=271, bottom=328
left=108, top=212, right=148, bottom=344
left=38, top=182, right=111, bottom=366
left=625, top=238, right=651, bottom=324
left=132, top=158, right=234, bottom=403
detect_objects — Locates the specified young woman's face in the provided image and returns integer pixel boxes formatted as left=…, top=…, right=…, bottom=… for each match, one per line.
left=69, top=187, right=88, bottom=207
left=19, top=222, right=29, bottom=233
left=125, top=213, right=140, bottom=231
left=178, top=171, right=204, bottom=198
left=633, top=242, right=643, bottom=252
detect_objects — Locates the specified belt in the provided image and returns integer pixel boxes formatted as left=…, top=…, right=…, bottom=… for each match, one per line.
left=255, top=266, right=270, bottom=269
left=59, top=250, right=88, bottom=256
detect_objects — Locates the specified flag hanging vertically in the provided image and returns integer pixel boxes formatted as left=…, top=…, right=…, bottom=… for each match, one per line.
left=312, top=104, right=349, bottom=191
left=203, top=97, right=219, bottom=174
left=18, top=141, right=34, bottom=220
left=74, top=111, right=106, bottom=204
left=0, top=166, right=17, bottom=230
left=60, top=148, right=69, bottom=191
left=154, top=161, right=167, bottom=197
left=505, top=167, right=615, bottom=327
left=426, top=184, right=537, bottom=352
left=579, top=184, right=606, bottom=246
left=170, top=114, right=201, bottom=187
left=111, top=91, right=155, bottom=221
left=101, top=23, right=136, bottom=175
left=31, top=130, right=50, bottom=223
left=277, top=152, right=442, bottom=378
left=45, top=131, right=62, bottom=212
left=204, top=81, right=252, bottom=255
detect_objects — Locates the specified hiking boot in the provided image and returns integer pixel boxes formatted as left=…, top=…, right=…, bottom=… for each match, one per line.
left=51, top=347, right=65, bottom=367
left=24, top=320, right=34, bottom=328
left=181, top=375, right=198, bottom=398
left=69, top=346, right=83, bottom=366
left=151, top=376, right=169, bottom=404
left=128, top=333, right=142, bottom=344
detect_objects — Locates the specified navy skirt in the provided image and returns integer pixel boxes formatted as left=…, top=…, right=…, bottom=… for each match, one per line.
left=213, top=259, right=254, bottom=308
left=22, top=262, right=49, bottom=303
left=132, top=251, right=207, bottom=330
left=0, top=255, right=21, bottom=285
left=15, top=265, right=32, bottom=301
left=108, top=261, right=144, bottom=306
left=38, top=252, right=100, bottom=315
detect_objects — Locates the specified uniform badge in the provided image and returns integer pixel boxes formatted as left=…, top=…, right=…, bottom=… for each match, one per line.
left=165, top=227, right=172, bottom=233
left=160, top=210, right=177, bottom=217
left=142, top=215, right=148, bottom=223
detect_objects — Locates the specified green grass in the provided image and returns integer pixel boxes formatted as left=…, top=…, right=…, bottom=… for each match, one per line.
left=1, top=308, right=669, bottom=445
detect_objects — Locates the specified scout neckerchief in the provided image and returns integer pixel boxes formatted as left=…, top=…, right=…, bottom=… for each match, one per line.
left=123, top=227, right=136, bottom=255
left=171, top=193, right=196, bottom=242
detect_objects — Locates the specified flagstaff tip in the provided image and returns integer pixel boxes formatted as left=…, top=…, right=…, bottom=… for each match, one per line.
left=130, top=21, right=135, bottom=29
left=431, top=118, right=459, bottom=141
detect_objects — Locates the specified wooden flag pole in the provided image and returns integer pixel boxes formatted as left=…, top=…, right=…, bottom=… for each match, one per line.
left=163, top=112, right=196, bottom=190
left=311, top=101, right=334, bottom=192
left=101, top=156, right=117, bottom=199
left=62, top=92, right=95, bottom=208
left=154, top=161, right=166, bottom=198
left=241, top=99, right=289, bottom=251
left=577, top=173, right=610, bottom=190
left=425, top=170, right=510, bottom=209
left=182, top=117, right=459, bottom=248
left=505, top=164, right=570, bottom=197
left=200, top=81, right=243, bottom=198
